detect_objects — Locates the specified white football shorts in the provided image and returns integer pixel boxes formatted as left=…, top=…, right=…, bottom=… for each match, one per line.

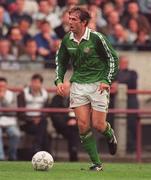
left=70, top=82, right=110, bottom=112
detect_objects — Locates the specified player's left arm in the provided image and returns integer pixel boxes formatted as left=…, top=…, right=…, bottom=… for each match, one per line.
left=96, top=34, right=119, bottom=86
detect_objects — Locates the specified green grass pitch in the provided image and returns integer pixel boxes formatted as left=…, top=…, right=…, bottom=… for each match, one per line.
left=0, top=162, right=151, bottom=180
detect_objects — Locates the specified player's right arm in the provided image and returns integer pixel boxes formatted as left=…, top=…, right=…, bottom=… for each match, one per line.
left=54, top=37, right=70, bottom=96
left=55, top=39, right=70, bottom=86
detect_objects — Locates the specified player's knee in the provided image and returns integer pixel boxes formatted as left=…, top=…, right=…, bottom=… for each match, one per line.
left=78, top=120, right=89, bottom=134
left=93, top=121, right=106, bottom=132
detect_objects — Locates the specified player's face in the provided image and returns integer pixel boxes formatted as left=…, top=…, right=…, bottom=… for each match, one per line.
left=69, top=12, right=84, bottom=34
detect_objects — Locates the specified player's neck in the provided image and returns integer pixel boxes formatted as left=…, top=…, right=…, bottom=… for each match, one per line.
left=74, top=27, right=86, bottom=42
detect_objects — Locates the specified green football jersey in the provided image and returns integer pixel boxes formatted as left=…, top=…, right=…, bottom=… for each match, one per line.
left=55, top=28, right=119, bottom=85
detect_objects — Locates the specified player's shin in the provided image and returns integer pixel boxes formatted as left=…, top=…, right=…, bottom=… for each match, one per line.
left=80, top=130, right=101, bottom=165
left=102, top=122, right=117, bottom=155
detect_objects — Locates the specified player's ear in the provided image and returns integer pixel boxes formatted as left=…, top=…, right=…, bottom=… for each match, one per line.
left=83, top=20, right=88, bottom=26
left=82, top=20, right=87, bottom=27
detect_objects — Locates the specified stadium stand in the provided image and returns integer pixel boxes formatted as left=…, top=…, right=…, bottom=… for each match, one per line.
left=0, top=0, right=151, bottom=161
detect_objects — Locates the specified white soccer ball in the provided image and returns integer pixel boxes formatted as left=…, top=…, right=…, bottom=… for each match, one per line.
left=32, top=151, right=54, bottom=171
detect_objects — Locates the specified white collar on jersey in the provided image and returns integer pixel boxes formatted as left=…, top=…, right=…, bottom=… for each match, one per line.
left=69, top=27, right=91, bottom=43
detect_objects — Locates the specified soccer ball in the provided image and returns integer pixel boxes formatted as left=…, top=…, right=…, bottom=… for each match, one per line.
left=32, top=151, right=54, bottom=171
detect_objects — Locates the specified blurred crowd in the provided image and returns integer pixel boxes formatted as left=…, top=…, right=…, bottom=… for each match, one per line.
left=0, top=0, right=151, bottom=69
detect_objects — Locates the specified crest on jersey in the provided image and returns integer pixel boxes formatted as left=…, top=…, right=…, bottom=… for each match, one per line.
left=84, top=47, right=90, bottom=53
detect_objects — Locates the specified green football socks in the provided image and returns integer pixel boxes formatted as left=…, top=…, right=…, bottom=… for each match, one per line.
left=103, top=122, right=113, bottom=140
left=80, top=130, right=101, bottom=165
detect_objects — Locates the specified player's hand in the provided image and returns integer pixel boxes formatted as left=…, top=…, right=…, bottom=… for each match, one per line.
left=57, top=83, right=65, bottom=96
left=98, top=82, right=110, bottom=94
left=57, top=81, right=70, bottom=97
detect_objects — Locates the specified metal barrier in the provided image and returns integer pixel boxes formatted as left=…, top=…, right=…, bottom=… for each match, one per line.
left=1, top=86, right=151, bottom=162
left=0, top=107, right=150, bottom=162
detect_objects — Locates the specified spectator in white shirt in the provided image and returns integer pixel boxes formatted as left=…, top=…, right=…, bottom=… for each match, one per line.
left=0, top=77, right=21, bottom=160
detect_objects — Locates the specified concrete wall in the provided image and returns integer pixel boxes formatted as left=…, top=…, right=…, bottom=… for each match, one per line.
left=0, top=50, right=151, bottom=100
left=0, top=51, right=150, bottom=89
left=118, top=51, right=151, bottom=90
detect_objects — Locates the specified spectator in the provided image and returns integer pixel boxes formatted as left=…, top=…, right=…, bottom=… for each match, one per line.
left=122, top=2, right=151, bottom=34
left=49, top=94, right=79, bottom=162
left=20, top=0, right=38, bottom=16
left=7, top=26, right=24, bottom=58
left=11, top=0, right=32, bottom=24
left=33, top=0, right=61, bottom=29
left=54, top=9, right=70, bottom=39
left=0, top=77, right=21, bottom=160
left=0, top=4, right=11, bottom=25
left=126, top=18, right=138, bottom=44
left=18, top=38, right=44, bottom=69
left=0, top=38, right=20, bottom=70
left=88, top=2, right=107, bottom=32
left=31, top=12, right=46, bottom=35
left=113, top=0, right=127, bottom=18
left=47, top=0, right=62, bottom=18
left=137, top=0, right=151, bottom=22
left=107, top=24, right=128, bottom=49
left=62, top=0, right=80, bottom=10
left=116, top=56, right=139, bottom=153
left=102, top=2, right=115, bottom=20
left=102, top=10, right=120, bottom=36
left=18, top=17, right=32, bottom=45
left=34, top=20, right=60, bottom=65
left=0, top=6, right=10, bottom=38
left=17, top=74, right=51, bottom=156
left=134, top=29, right=151, bottom=50
left=107, top=81, right=118, bottom=129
